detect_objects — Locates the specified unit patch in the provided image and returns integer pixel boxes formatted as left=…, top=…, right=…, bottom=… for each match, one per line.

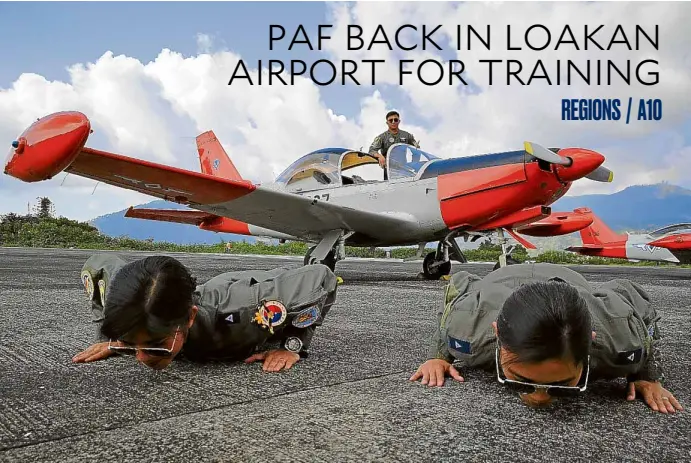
left=81, top=271, right=94, bottom=300
left=252, top=300, right=287, bottom=334
left=615, top=348, right=643, bottom=365
left=292, top=305, right=320, bottom=328
left=448, top=337, right=472, bottom=354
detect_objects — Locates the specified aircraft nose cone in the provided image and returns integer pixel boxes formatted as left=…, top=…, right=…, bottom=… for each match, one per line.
left=554, top=148, right=605, bottom=182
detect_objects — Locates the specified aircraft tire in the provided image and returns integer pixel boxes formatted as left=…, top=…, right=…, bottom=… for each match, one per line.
left=493, top=256, right=519, bottom=271
left=304, top=246, right=337, bottom=273
left=422, top=252, right=451, bottom=280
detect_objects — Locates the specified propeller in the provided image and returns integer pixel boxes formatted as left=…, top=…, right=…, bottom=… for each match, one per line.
left=524, top=141, right=571, bottom=166
left=585, top=165, right=614, bottom=182
left=524, top=141, right=614, bottom=183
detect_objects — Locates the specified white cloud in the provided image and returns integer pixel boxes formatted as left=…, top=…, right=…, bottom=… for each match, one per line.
left=1, top=2, right=690, bottom=223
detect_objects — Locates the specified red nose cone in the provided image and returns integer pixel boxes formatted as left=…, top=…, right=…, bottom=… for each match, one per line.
left=648, top=233, right=691, bottom=250
left=4, top=111, right=91, bottom=182
left=554, top=148, right=605, bottom=182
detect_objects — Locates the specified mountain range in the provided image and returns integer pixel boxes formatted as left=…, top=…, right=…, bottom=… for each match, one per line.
left=90, top=182, right=691, bottom=247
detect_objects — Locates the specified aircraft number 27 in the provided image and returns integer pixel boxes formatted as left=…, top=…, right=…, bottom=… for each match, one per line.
left=308, top=194, right=330, bottom=202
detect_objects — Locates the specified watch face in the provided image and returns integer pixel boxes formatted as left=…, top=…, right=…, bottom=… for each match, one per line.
left=285, top=337, right=303, bottom=353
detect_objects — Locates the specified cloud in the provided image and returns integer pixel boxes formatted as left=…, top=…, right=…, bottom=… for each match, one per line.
left=1, top=2, right=690, bottom=223
left=196, top=33, right=214, bottom=54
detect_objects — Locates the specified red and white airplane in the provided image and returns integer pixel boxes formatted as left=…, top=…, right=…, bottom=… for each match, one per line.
left=4, top=111, right=614, bottom=278
left=559, top=207, right=691, bottom=264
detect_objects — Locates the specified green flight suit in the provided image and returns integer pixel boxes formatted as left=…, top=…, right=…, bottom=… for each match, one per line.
left=428, top=263, right=664, bottom=383
left=80, top=254, right=339, bottom=361
left=368, top=129, right=418, bottom=157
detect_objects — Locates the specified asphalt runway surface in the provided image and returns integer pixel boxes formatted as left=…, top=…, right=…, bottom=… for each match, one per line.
left=1, top=247, right=690, bottom=462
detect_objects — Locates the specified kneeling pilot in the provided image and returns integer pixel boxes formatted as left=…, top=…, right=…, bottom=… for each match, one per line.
left=73, top=254, right=338, bottom=372
left=411, top=263, right=683, bottom=414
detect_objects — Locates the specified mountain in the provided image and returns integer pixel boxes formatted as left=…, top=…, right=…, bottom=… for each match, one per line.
left=89, top=183, right=691, bottom=246
left=90, top=200, right=257, bottom=245
left=552, top=182, right=691, bottom=232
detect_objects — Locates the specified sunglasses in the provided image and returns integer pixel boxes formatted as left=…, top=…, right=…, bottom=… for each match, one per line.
left=108, top=326, right=180, bottom=358
left=387, top=118, right=399, bottom=123
left=495, top=345, right=589, bottom=397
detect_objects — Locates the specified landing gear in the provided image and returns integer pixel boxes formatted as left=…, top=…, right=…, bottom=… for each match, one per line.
left=423, top=251, right=451, bottom=280
left=304, top=246, right=336, bottom=272
left=492, top=228, right=520, bottom=271
left=303, top=230, right=349, bottom=273
left=420, top=232, right=467, bottom=280
left=493, top=255, right=519, bottom=271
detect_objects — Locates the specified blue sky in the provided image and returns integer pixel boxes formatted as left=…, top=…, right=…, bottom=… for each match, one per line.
left=0, top=1, right=406, bottom=123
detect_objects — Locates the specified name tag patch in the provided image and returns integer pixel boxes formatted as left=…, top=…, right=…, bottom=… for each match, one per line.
left=448, top=337, right=472, bottom=354
left=616, top=348, right=643, bottom=365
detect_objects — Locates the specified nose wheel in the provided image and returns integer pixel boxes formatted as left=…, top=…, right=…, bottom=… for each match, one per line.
left=422, top=251, right=452, bottom=280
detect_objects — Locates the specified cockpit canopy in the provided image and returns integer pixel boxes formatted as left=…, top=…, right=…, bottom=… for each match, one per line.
left=274, top=145, right=440, bottom=192
left=649, top=223, right=691, bottom=237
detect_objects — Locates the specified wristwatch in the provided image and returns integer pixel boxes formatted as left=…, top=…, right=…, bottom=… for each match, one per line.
left=284, top=336, right=303, bottom=353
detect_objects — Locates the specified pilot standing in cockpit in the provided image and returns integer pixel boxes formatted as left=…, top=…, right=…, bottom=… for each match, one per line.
left=368, top=110, right=419, bottom=180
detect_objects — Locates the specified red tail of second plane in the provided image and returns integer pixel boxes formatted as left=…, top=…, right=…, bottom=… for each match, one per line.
left=196, top=131, right=244, bottom=181
left=575, top=207, right=627, bottom=246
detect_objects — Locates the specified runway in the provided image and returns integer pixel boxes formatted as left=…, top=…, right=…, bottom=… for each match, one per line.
left=1, top=247, right=690, bottom=462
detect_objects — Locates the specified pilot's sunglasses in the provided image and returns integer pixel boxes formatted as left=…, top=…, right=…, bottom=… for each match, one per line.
left=495, top=346, right=589, bottom=397
left=387, top=118, right=399, bottom=123
left=108, top=326, right=180, bottom=358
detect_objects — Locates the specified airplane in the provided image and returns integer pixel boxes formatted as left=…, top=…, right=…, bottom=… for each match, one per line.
left=560, top=207, right=691, bottom=264
left=4, top=111, right=614, bottom=279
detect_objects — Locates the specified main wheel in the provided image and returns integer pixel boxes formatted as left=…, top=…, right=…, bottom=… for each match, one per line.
left=304, top=246, right=337, bottom=272
left=493, top=255, right=519, bottom=271
left=422, top=252, right=451, bottom=280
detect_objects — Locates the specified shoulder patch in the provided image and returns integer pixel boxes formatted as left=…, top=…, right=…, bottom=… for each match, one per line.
left=448, top=336, right=472, bottom=354
left=292, top=305, right=321, bottom=328
left=80, top=270, right=95, bottom=300
left=98, top=280, right=106, bottom=305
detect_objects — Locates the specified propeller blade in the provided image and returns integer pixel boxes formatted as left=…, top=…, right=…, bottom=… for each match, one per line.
left=585, top=165, right=614, bottom=182
left=524, top=141, right=572, bottom=166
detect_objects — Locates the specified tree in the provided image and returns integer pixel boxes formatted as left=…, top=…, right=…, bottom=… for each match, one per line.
left=32, top=197, right=55, bottom=218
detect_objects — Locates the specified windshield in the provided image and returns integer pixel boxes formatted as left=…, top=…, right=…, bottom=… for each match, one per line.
left=387, top=145, right=440, bottom=180
left=275, top=150, right=343, bottom=191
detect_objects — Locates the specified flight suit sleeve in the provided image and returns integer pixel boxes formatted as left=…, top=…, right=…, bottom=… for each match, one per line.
left=369, top=134, right=383, bottom=154
left=409, top=132, right=419, bottom=148
left=80, top=253, right=128, bottom=341
left=599, top=279, right=665, bottom=383
left=426, top=271, right=481, bottom=363
left=276, top=265, right=339, bottom=356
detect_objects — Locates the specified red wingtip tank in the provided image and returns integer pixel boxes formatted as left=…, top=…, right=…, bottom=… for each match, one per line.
left=4, top=111, right=91, bottom=182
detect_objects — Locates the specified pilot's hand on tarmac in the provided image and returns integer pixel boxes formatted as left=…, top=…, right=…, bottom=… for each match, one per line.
left=409, top=359, right=464, bottom=387
left=244, top=349, right=300, bottom=373
left=626, top=380, right=683, bottom=414
left=72, top=342, right=119, bottom=363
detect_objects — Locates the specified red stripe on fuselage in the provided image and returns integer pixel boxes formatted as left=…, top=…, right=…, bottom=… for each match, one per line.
left=437, top=162, right=566, bottom=230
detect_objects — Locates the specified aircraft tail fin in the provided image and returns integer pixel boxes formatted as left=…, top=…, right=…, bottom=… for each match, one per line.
left=575, top=207, right=626, bottom=245
left=196, top=131, right=243, bottom=181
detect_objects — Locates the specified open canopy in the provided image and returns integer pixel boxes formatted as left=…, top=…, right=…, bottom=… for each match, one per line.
left=274, top=145, right=441, bottom=192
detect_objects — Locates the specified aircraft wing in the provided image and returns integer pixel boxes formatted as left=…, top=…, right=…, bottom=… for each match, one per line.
left=124, top=207, right=217, bottom=225
left=65, top=148, right=417, bottom=240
